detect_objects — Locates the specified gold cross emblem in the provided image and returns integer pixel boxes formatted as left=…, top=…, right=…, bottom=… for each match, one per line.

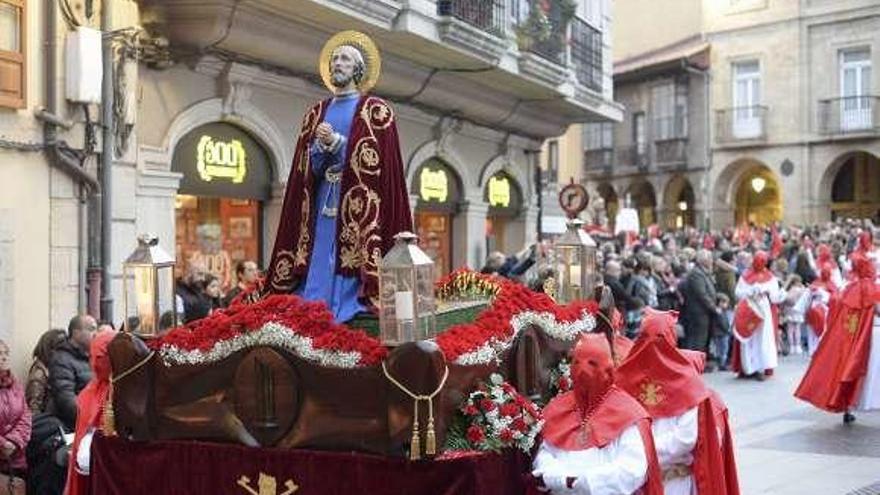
left=238, top=473, right=298, bottom=495
left=847, top=313, right=860, bottom=335
left=638, top=381, right=665, bottom=407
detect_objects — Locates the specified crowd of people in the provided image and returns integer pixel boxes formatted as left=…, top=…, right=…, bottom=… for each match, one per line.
left=486, top=219, right=879, bottom=380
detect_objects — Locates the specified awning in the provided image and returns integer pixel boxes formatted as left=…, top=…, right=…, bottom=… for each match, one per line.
left=614, top=36, right=710, bottom=82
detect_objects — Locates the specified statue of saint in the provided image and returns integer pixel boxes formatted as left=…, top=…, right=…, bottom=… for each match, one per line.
left=263, top=31, right=413, bottom=323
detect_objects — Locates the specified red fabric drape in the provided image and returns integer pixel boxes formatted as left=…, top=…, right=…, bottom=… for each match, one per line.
left=90, top=436, right=533, bottom=495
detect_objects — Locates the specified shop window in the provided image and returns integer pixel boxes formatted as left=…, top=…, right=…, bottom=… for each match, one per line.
left=0, top=0, right=25, bottom=108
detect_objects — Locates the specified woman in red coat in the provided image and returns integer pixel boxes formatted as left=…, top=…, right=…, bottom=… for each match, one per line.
left=0, top=339, right=32, bottom=478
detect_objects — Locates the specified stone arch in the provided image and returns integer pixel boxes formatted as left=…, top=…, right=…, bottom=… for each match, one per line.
left=406, top=140, right=473, bottom=191
left=160, top=98, right=287, bottom=183
left=662, top=175, right=696, bottom=228
left=478, top=153, right=529, bottom=194
left=624, top=179, right=658, bottom=227
left=715, top=158, right=782, bottom=226
left=819, top=150, right=880, bottom=222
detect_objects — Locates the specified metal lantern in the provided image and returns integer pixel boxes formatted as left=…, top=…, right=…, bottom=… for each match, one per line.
left=554, top=219, right=598, bottom=303
left=378, top=232, right=437, bottom=346
left=123, top=234, right=176, bottom=337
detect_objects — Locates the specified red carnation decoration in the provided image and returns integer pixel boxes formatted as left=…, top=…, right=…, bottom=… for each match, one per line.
left=466, top=425, right=485, bottom=444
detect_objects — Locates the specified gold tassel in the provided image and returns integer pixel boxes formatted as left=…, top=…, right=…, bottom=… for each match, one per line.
left=102, top=382, right=117, bottom=437
left=425, top=417, right=436, bottom=456
left=410, top=419, right=421, bottom=461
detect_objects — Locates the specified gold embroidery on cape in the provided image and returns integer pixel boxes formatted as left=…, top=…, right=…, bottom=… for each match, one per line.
left=337, top=97, right=393, bottom=291
left=290, top=102, right=322, bottom=265
left=294, top=189, right=311, bottom=267
left=638, top=381, right=665, bottom=407
left=847, top=312, right=860, bottom=335
left=237, top=472, right=299, bottom=495
left=270, top=250, right=296, bottom=292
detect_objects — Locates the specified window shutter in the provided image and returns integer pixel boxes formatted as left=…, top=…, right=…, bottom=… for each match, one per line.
left=0, top=0, right=25, bottom=109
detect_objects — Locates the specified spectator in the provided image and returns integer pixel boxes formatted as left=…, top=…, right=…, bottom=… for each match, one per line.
left=224, top=260, right=260, bottom=306
left=680, top=249, right=719, bottom=358
left=176, top=265, right=212, bottom=323
left=603, top=260, right=641, bottom=317
left=714, top=251, right=738, bottom=305
left=0, top=338, right=31, bottom=480
left=627, top=259, right=658, bottom=309
left=48, top=315, right=96, bottom=430
left=713, top=293, right=733, bottom=370
left=783, top=274, right=809, bottom=356
left=480, top=252, right=507, bottom=275
left=25, top=329, right=66, bottom=415
left=201, top=274, right=224, bottom=315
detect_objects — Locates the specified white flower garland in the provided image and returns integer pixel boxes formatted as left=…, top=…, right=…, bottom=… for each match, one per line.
left=158, top=321, right=363, bottom=368
left=453, top=309, right=597, bottom=365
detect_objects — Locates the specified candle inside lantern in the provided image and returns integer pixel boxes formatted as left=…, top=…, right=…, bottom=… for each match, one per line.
left=395, top=291, right=415, bottom=320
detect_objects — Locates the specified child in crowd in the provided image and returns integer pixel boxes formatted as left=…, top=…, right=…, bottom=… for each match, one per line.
left=712, top=293, right=733, bottom=370
left=783, top=275, right=810, bottom=355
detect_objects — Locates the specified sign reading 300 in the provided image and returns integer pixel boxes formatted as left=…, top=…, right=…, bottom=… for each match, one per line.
left=196, top=135, right=248, bottom=184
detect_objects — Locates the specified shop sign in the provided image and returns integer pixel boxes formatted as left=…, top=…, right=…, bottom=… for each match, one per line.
left=419, top=167, right=449, bottom=203
left=197, top=136, right=247, bottom=183
left=173, top=122, right=272, bottom=200
left=487, top=175, right=511, bottom=208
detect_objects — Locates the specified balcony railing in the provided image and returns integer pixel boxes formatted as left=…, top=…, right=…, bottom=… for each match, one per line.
left=818, top=96, right=880, bottom=135
left=654, top=138, right=687, bottom=166
left=515, top=1, right=566, bottom=63
left=438, top=0, right=506, bottom=35
left=616, top=145, right=648, bottom=169
left=715, top=106, right=768, bottom=143
left=584, top=148, right=614, bottom=171
left=571, top=17, right=603, bottom=91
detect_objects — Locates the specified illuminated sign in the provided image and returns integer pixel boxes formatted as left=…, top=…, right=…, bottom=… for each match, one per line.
left=196, top=135, right=247, bottom=183
left=419, top=167, right=449, bottom=203
left=487, top=175, right=511, bottom=208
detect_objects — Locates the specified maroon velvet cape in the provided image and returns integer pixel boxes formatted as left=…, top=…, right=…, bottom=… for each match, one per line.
left=263, top=95, right=413, bottom=310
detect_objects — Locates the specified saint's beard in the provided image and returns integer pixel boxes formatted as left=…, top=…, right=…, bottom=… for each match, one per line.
left=331, top=69, right=354, bottom=88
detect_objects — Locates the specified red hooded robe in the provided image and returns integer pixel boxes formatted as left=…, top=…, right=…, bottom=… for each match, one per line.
left=64, top=330, right=117, bottom=495
left=795, top=253, right=880, bottom=412
left=539, top=334, right=663, bottom=495
left=731, top=251, right=780, bottom=375
left=617, top=309, right=740, bottom=495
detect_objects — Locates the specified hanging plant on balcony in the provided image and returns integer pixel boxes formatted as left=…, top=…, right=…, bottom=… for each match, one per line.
left=516, top=3, right=552, bottom=51
left=517, top=0, right=579, bottom=60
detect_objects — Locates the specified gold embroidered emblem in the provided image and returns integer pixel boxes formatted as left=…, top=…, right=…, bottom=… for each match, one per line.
left=543, top=278, right=557, bottom=302
left=270, top=251, right=296, bottom=292
left=638, top=381, right=665, bottom=407
left=238, top=472, right=298, bottom=495
left=847, top=313, right=860, bottom=335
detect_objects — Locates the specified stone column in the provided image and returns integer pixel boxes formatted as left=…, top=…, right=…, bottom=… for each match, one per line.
left=453, top=200, right=489, bottom=270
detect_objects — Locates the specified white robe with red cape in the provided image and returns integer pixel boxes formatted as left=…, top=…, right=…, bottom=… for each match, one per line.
left=734, top=276, right=784, bottom=375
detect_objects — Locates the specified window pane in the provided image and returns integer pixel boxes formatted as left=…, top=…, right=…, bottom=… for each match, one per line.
left=842, top=48, right=870, bottom=64
left=864, top=66, right=872, bottom=94
left=843, top=67, right=857, bottom=97
left=734, top=60, right=760, bottom=77
left=0, top=4, right=20, bottom=52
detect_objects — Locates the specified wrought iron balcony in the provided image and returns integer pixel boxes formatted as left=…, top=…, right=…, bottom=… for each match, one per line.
left=715, top=106, right=768, bottom=143
left=571, top=18, right=603, bottom=92
left=818, top=96, right=880, bottom=135
left=616, top=145, right=648, bottom=169
left=437, top=0, right=506, bottom=35
left=584, top=148, right=614, bottom=172
left=654, top=138, right=687, bottom=167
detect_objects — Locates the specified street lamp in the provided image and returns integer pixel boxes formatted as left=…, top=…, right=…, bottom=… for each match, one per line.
left=378, top=232, right=437, bottom=345
left=554, top=219, right=598, bottom=303
left=123, top=234, right=176, bottom=337
left=751, top=176, right=766, bottom=193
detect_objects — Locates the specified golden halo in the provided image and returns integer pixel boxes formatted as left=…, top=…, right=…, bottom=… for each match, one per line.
left=319, top=30, right=382, bottom=94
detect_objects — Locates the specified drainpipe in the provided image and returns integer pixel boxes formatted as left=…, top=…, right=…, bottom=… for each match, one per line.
left=684, top=62, right=711, bottom=230
left=100, top=0, right=115, bottom=323
left=42, top=0, right=102, bottom=318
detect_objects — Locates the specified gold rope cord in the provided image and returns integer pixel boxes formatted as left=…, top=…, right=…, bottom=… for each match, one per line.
left=381, top=362, right=449, bottom=460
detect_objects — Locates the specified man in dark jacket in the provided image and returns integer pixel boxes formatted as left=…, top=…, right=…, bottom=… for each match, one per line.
left=604, top=260, right=641, bottom=315
left=680, top=249, right=719, bottom=356
left=48, top=315, right=96, bottom=429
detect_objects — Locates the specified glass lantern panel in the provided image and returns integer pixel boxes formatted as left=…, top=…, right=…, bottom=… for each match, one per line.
left=133, top=265, right=157, bottom=335
left=556, top=246, right=583, bottom=302
left=415, top=264, right=436, bottom=340
left=157, top=266, right=177, bottom=331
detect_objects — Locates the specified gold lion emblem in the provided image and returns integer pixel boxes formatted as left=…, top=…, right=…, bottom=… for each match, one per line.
left=638, top=381, right=665, bottom=407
